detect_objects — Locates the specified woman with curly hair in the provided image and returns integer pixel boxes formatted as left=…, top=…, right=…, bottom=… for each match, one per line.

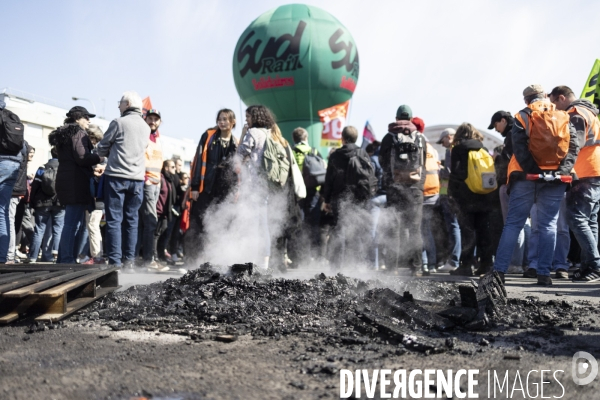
left=236, top=105, right=292, bottom=270
left=448, top=123, right=494, bottom=276
left=49, top=106, right=104, bottom=263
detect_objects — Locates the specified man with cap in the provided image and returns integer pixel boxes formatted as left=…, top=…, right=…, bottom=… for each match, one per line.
left=379, top=105, right=428, bottom=274
left=434, top=128, right=461, bottom=272
left=492, top=85, right=578, bottom=286
left=488, top=110, right=527, bottom=274
left=135, top=108, right=167, bottom=272
left=96, top=92, right=150, bottom=272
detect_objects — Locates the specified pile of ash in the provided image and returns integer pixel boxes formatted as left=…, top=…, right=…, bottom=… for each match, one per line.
left=78, top=263, right=600, bottom=354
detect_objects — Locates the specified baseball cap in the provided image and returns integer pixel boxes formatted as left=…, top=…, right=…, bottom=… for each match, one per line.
left=488, top=111, right=512, bottom=129
left=146, top=109, right=161, bottom=119
left=523, top=84, right=545, bottom=97
left=66, top=106, right=95, bottom=119
left=396, top=105, right=412, bottom=120
left=436, top=128, right=456, bottom=144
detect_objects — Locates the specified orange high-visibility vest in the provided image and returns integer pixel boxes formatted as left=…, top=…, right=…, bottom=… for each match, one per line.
left=145, top=135, right=163, bottom=184
left=190, top=129, right=217, bottom=193
left=571, top=105, right=600, bottom=178
left=424, top=142, right=440, bottom=196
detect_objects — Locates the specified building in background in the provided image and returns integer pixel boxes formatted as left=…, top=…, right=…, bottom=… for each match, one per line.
left=0, top=88, right=195, bottom=174
left=423, top=124, right=503, bottom=162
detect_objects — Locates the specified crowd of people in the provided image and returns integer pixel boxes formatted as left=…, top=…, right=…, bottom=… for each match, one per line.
left=0, top=84, right=598, bottom=286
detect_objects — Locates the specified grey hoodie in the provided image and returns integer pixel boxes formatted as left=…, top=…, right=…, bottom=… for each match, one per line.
left=96, top=108, right=149, bottom=181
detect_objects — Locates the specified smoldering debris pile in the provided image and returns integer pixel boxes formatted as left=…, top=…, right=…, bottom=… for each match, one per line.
left=76, top=263, right=600, bottom=353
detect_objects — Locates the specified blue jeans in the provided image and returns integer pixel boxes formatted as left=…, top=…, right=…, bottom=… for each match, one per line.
left=500, top=184, right=526, bottom=267
left=28, top=206, right=65, bottom=262
left=440, top=196, right=460, bottom=267
left=422, top=203, right=436, bottom=267
left=104, top=176, right=144, bottom=266
left=137, top=183, right=160, bottom=261
left=527, top=195, right=570, bottom=271
left=566, top=178, right=600, bottom=271
left=0, top=160, right=20, bottom=262
left=57, top=204, right=88, bottom=263
left=369, top=194, right=386, bottom=268
left=494, top=180, right=566, bottom=277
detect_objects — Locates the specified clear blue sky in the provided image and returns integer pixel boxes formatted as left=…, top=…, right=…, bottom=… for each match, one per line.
left=2, top=0, right=599, bottom=141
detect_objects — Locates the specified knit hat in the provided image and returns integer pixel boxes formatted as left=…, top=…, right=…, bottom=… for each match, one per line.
left=396, top=105, right=412, bottom=120
left=412, top=117, right=425, bottom=133
left=523, top=84, right=545, bottom=98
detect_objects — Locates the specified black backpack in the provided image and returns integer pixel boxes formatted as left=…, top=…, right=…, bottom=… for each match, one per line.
left=390, top=134, right=425, bottom=184
left=345, top=150, right=377, bottom=201
left=0, top=108, right=25, bottom=155
left=295, top=147, right=326, bottom=188
left=41, top=164, right=57, bottom=197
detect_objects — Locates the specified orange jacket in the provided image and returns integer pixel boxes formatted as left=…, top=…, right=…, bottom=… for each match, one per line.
left=570, top=104, right=600, bottom=178
left=424, top=142, right=440, bottom=196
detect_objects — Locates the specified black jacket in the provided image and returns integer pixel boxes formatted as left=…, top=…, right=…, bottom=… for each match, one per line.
left=191, top=129, right=239, bottom=199
left=12, top=142, right=31, bottom=197
left=494, top=118, right=514, bottom=185
left=322, top=143, right=367, bottom=204
left=379, top=122, right=427, bottom=191
left=30, top=159, right=61, bottom=208
left=49, top=124, right=101, bottom=205
left=448, top=139, right=495, bottom=207
left=509, top=100, right=578, bottom=182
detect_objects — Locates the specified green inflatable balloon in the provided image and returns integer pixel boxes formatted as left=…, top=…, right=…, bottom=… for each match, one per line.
left=233, top=4, right=359, bottom=150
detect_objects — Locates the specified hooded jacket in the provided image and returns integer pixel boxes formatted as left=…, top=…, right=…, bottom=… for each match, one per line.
left=96, top=108, right=149, bottom=181
left=321, top=143, right=367, bottom=204
left=49, top=124, right=101, bottom=205
left=379, top=120, right=427, bottom=191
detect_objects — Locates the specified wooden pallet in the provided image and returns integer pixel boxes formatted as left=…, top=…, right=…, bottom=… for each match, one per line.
left=0, top=267, right=120, bottom=324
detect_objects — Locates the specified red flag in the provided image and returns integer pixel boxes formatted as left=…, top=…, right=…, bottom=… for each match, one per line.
left=142, top=97, right=153, bottom=118
left=362, top=121, right=375, bottom=147
left=319, top=101, right=350, bottom=148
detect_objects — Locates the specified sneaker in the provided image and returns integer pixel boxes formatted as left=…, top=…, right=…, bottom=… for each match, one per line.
left=23, top=258, right=36, bottom=264
left=146, top=259, right=169, bottom=273
left=537, top=275, right=553, bottom=286
left=93, top=257, right=106, bottom=265
left=507, top=265, right=524, bottom=274
left=15, top=250, right=27, bottom=260
left=554, top=269, right=569, bottom=279
left=437, top=262, right=458, bottom=272
left=522, top=268, right=537, bottom=278
left=78, top=255, right=91, bottom=264
left=450, top=266, right=474, bottom=276
left=421, top=264, right=431, bottom=276
left=572, top=268, right=600, bottom=283
left=122, top=260, right=135, bottom=274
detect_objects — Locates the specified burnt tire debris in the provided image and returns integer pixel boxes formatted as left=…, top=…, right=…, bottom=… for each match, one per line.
left=71, top=263, right=600, bottom=357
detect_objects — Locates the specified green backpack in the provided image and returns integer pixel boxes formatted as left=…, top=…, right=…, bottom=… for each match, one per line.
left=262, top=129, right=290, bottom=189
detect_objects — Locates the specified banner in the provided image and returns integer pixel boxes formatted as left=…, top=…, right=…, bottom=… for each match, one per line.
left=581, top=59, right=600, bottom=112
left=319, top=100, right=350, bottom=147
left=361, top=120, right=376, bottom=149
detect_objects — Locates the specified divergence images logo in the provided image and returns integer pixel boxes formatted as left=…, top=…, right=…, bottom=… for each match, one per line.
left=237, top=21, right=306, bottom=78
left=572, top=351, right=598, bottom=386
